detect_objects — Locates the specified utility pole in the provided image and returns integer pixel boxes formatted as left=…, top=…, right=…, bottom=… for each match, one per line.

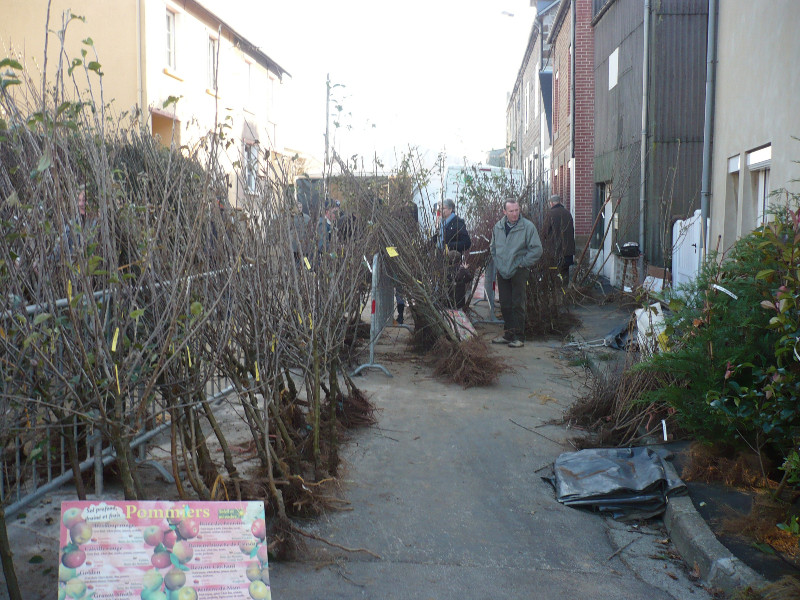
left=324, top=73, right=330, bottom=202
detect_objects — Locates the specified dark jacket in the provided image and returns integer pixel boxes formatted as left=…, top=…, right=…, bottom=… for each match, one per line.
left=442, top=214, right=471, bottom=252
left=543, top=203, right=575, bottom=258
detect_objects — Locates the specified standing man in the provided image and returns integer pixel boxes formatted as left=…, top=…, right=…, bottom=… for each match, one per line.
left=490, top=198, right=543, bottom=348
left=292, top=201, right=311, bottom=262
left=543, top=194, right=575, bottom=283
left=317, top=199, right=339, bottom=253
left=438, top=199, right=471, bottom=254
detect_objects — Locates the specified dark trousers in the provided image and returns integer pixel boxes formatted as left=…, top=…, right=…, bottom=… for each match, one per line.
left=497, top=267, right=529, bottom=341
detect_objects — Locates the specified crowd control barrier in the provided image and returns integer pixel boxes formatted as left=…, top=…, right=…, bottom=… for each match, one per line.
left=472, top=258, right=504, bottom=325
left=352, top=252, right=404, bottom=377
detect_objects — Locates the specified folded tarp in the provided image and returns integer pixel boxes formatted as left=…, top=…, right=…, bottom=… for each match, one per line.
left=548, top=447, right=687, bottom=520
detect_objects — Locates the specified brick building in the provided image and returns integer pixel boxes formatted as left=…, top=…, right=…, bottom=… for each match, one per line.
left=506, top=1, right=559, bottom=209
left=548, top=0, right=594, bottom=247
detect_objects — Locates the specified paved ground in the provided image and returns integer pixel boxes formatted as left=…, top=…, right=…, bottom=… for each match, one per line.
left=1, top=302, right=716, bottom=599
left=268, top=304, right=711, bottom=599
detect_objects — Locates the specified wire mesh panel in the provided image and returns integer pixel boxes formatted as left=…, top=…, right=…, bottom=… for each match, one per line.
left=352, top=253, right=395, bottom=377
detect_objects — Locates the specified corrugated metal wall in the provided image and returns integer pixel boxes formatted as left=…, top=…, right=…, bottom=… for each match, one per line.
left=593, top=0, right=708, bottom=267
left=646, top=0, right=708, bottom=265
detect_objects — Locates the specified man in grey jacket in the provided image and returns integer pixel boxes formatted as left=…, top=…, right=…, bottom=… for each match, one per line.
left=490, top=198, right=543, bottom=348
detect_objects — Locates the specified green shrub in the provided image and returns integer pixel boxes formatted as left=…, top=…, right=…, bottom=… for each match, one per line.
left=637, top=200, right=800, bottom=458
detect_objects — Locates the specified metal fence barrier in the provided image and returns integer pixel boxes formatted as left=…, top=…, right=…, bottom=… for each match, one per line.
left=352, top=252, right=404, bottom=377
left=0, top=273, right=241, bottom=518
left=472, top=258, right=504, bottom=325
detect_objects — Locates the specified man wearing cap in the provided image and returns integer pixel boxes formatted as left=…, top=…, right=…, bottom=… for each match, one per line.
left=543, top=194, right=575, bottom=283
left=490, top=198, right=542, bottom=348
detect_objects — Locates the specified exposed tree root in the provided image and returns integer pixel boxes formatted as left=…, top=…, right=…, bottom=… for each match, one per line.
left=431, top=337, right=509, bottom=388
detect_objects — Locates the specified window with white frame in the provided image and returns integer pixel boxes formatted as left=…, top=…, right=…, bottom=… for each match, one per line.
left=747, top=144, right=772, bottom=226
left=525, top=81, right=530, bottom=133
left=207, top=36, right=218, bottom=90
left=245, top=61, right=253, bottom=109
left=244, top=143, right=258, bottom=194
left=166, top=10, right=176, bottom=70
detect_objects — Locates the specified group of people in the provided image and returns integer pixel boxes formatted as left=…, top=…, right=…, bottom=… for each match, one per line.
left=432, top=194, right=574, bottom=348
left=290, top=192, right=575, bottom=350
left=491, top=194, right=575, bottom=347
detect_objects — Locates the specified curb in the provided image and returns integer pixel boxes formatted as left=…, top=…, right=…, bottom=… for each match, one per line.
left=661, top=460, right=766, bottom=592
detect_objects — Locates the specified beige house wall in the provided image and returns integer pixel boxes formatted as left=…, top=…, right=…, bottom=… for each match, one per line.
left=2, top=0, right=286, bottom=210
left=709, top=0, right=800, bottom=253
left=142, top=0, right=283, bottom=208
left=1, top=0, right=140, bottom=113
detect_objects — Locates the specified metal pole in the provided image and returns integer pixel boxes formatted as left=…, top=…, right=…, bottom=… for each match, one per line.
left=324, top=73, right=330, bottom=201
left=639, top=0, right=651, bottom=259
left=699, top=0, right=718, bottom=269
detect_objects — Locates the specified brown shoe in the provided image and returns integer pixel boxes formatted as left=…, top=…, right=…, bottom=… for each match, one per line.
left=508, top=339, right=524, bottom=348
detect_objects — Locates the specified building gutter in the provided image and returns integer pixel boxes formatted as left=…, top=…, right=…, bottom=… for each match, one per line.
left=570, top=0, right=575, bottom=162
left=639, top=0, right=650, bottom=255
left=136, top=0, right=145, bottom=120
left=699, top=0, right=718, bottom=268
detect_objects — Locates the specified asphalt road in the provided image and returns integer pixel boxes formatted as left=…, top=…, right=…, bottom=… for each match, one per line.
left=269, top=307, right=713, bottom=600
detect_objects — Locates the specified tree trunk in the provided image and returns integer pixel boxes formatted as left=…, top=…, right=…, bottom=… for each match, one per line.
left=201, top=399, right=241, bottom=500
left=0, top=506, right=21, bottom=600
left=311, top=339, right=321, bottom=472
left=110, top=425, right=139, bottom=500
left=327, top=361, right=340, bottom=474
left=57, top=411, right=86, bottom=500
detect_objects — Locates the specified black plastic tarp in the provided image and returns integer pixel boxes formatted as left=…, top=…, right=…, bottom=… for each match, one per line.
left=547, top=447, right=687, bottom=520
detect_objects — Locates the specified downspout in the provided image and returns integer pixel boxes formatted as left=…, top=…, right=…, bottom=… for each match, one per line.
left=538, top=17, right=544, bottom=203
left=570, top=0, right=576, bottom=211
left=136, top=0, right=145, bottom=124
left=699, top=0, right=718, bottom=269
left=639, top=0, right=650, bottom=256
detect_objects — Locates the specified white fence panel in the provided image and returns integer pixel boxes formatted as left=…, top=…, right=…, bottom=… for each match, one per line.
left=672, top=209, right=707, bottom=289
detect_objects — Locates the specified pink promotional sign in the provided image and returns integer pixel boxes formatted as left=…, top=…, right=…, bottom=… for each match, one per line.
left=58, top=500, right=270, bottom=600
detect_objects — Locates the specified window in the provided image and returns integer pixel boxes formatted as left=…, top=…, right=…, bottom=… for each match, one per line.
left=747, top=145, right=772, bottom=227
left=166, top=10, right=176, bottom=70
left=553, top=70, right=559, bottom=134
left=608, top=47, right=619, bottom=90
left=207, top=36, right=218, bottom=90
left=724, top=156, right=740, bottom=244
left=525, top=81, right=530, bottom=133
left=567, top=50, right=571, bottom=117
left=244, top=143, right=258, bottom=194
left=592, top=183, right=606, bottom=249
left=245, top=61, right=253, bottom=108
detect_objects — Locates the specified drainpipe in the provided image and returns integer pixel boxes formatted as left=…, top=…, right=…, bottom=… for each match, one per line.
left=570, top=0, right=576, bottom=212
left=136, top=0, right=144, bottom=120
left=699, top=0, right=718, bottom=269
left=639, top=0, right=650, bottom=258
left=570, top=0, right=575, bottom=161
left=538, top=17, right=544, bottom=205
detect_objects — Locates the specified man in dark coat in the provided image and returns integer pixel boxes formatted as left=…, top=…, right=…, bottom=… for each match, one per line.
left=543, top=194, right=575, bottom=283
left=437, top=199, right=471, bottom=254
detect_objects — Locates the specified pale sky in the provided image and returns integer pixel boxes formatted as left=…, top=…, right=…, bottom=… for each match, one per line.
left=203, top=0, right=537, bottom=171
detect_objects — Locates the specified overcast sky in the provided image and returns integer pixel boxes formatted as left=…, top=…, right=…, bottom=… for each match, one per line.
left=203, top=0, right=537, bottom=170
